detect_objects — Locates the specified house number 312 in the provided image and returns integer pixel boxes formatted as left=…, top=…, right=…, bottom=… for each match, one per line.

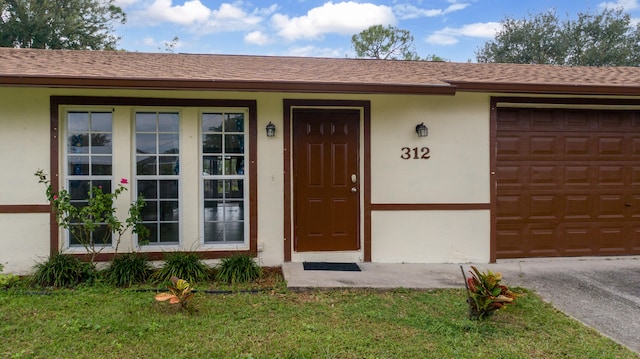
left=401, top=147, right=430, bottom=160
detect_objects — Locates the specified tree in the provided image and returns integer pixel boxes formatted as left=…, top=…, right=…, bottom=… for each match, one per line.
left=476, top=8, right=640, bottom=66
left=352, top=24, right=420, bottom=60
left=0, top=0, right=126, bottom=50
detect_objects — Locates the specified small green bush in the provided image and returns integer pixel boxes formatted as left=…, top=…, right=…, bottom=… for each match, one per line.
left=104, top=252, right=152, bottom=287
left=215, top=254, right=261, bottom=284
left=31, top=253, right=94, bottom=288
left=0, top=263, right=19, bottom=289
left=152, top=252, right=210, bottom=284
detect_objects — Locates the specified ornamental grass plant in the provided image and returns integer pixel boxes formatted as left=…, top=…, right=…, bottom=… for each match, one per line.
left=30, top=253, right=95, bottom=288
left=103, top=252, right=152, bottom=287
left=215, top=254, right=262, bottom=284
left=152, top=252, right=211, bottom=284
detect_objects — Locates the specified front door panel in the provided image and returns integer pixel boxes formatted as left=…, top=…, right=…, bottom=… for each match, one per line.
left=293, top=109, right=360, bottom=251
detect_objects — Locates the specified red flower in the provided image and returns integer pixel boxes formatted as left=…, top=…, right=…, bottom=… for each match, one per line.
left=53, top=195, right=58, bottom=200
left=120, top=178, right=129, bottom=184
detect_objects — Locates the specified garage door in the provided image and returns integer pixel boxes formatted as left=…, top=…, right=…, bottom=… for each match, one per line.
left=496, top=107, right=640, bottom=258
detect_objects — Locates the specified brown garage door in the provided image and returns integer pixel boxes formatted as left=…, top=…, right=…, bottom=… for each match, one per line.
left=496, top=107, right=640, bottom=258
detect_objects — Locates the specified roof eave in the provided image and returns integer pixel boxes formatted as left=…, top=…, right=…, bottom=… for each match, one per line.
left=0, top=76, right=457, bottom=95
left=451, top=81, right=640, bottom=96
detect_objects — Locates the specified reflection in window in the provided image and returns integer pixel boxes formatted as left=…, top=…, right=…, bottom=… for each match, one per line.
left=65, top=111, right=113, bottom=247
left=135, top=112, right=180, bottom=244
left=202, top=112, right=246, bottom=243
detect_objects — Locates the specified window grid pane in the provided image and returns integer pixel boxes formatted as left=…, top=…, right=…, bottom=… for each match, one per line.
left=135, top=112, right=180, bottom=245
left=202, top=112, right=246, bottom=244
left=66, top=111, right=113, bottom=248
left=67, top=112, right=113, bottom=177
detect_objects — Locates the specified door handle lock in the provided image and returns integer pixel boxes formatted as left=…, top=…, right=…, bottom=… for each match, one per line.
left=351, top=174, right=357, bottom=184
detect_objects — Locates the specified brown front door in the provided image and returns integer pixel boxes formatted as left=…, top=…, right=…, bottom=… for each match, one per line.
left=293, top=109, right=360, bottom=252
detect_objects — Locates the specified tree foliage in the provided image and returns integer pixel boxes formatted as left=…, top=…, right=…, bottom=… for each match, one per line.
left=0, top=0, right=126, bottom=50
left=352, top=24, right=420, bottom=60
left=476, top=8, right=640, bottom=66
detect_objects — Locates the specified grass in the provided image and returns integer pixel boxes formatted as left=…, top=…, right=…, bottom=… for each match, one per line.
left=0, top=274, right=637, bottom=358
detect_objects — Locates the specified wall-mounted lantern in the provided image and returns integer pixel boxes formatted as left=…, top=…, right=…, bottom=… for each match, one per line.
left=266, top=121, right=276, bottom=137
left=415, top=122, right=428, bottom=137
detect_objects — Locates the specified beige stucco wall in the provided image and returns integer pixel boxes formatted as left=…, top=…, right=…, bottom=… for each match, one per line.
left=0, top=86, right=493, bottom=273
left=370, top=92, right=490, bottom=204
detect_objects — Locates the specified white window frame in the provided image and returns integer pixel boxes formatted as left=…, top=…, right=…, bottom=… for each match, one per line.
left=133, top=109, right=182, bottom=249
left=62, top=107, right=115, bottom=251
left=199, top=108, right=250, bottom=250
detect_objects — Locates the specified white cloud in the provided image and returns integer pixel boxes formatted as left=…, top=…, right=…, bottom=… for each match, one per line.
left=114, top=0, right=140, bottom=7
left=599, top=0, right=639, bottom=10
left=285, top=45, right=346, bottom=58
left=146, top=0, right=211, bottom=26
left=142, top=37, right=156, bottom=46
left=394, top=1, right=470, bottom=20
left=135, top=2, right=272, bottom=32
left=245, top=31, right=271, bottom=45
left=426, top=22, right=501, bottom=45
left=272, top=1, right=396, bottom=41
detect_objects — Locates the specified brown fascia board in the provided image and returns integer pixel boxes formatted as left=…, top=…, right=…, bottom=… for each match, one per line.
left=451, top=81, right=640, bottom=96
left=0, top=75, right=457, bottom=95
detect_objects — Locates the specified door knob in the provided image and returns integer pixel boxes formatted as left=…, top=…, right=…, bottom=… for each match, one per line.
left=351, top=187, right=357, bottom=193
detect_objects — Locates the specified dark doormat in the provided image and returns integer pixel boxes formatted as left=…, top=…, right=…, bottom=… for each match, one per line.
left=303, top=262, right=361, bottom=271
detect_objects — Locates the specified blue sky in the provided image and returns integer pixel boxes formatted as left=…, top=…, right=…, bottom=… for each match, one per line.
left=114, top=0, right=640, bottom=62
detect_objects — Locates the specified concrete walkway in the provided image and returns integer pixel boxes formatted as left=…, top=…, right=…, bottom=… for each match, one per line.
left=282, top=256, right=640, bottom=353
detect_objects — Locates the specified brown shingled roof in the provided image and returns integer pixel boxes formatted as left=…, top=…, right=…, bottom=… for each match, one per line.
left=1, top=47, right=640, bottom=95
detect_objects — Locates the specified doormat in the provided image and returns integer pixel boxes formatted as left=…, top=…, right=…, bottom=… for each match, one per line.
left=303, top=262, right=361, bottom=271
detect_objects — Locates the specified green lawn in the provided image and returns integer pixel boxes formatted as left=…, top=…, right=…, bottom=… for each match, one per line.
left=1, top=285, right=637, bottom=358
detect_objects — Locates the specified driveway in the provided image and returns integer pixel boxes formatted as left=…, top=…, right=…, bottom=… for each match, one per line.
left=282, top=256, right=640, bottom=353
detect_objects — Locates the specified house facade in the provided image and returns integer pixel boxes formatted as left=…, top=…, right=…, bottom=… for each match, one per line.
left=1, top=48, right=640, bottom=274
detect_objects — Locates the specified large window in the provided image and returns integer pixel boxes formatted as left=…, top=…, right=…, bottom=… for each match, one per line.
left=201, top=112, right=246, bottom=243
left=65, top=111, right=113, bottom=246
left=135, top=112, right=180, bottom=244
left=57, top=99, right=255, bottom=254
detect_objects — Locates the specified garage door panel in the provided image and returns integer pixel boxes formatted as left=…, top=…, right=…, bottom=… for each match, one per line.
left=529, top=135, right=558, bottom=158
left=630, top=195, right=640, bottom=218
left=496, top=107, right=640, bottom=258
left=495, top=195, right=526, bottom=221
left=529, top=195, right=559, bottom=221
left=632, top=226, right=640, bottom=251
left=598, top=226, right=627, bottom=252
left=497, top=135, right=525, bottom=158
left=496, top=225, right=526, bottom=257
left=597, top=165, right=627, bottom=186
left=496, top=165, right=525, bottom=189
left=597, top=194, right=626, bottom=219
left=564, top=165, right=592, bottom=186
left=529, top=225, right=559, bottom=256
left=562, top=224, right=595, bottom=254
left=564, top=136, right=592, bottom=157
left=530, top=165, right=560, bottom=186
left=598, top=137, right=626, bottom=157
left=564, top=194, right=592, bottom=220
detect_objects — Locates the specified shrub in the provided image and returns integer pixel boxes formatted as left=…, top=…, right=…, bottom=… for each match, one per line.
left=152, top=252, right=210, bottom=284
left=31, top=253, right=94, bottom=288
left=463, top=265, right=517, bottom=320
left=0, top=263, right=19, bottom=289
left=104, top=252, right=152, bottom=287
left=215, top=254, right=261, bottom=284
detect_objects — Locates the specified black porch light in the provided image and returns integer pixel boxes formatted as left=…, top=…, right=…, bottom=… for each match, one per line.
left=266, top=121, right=276, bottom=137
left=415, top=122, right=428, bottom=137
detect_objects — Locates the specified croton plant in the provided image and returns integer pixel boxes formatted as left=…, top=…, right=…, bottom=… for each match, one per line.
left=463, top=266, right=518, bottom=320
